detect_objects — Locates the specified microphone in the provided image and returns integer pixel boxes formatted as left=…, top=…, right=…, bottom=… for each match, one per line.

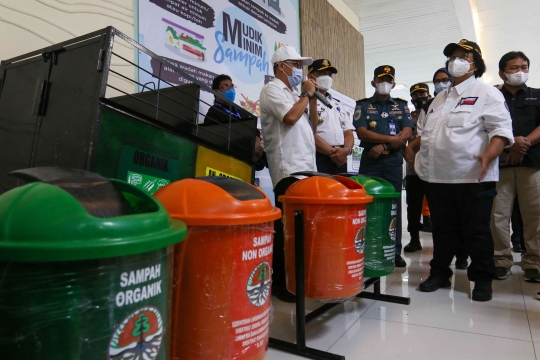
left=313, top=91, right=333, bottom=109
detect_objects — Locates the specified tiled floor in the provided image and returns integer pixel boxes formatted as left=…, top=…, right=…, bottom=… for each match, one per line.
left=266, top=197, right=540, bottom=360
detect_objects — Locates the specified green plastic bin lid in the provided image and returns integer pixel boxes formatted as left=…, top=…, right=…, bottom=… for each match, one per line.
left=0, top=168, right=187, bottom=262
left=349, top=175, right=400, bottom=198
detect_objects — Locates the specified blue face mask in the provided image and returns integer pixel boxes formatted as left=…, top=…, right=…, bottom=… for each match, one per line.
left=434, top=81, right=451, bottom=95
left=283, top=63, right=303, bottom=88
left=222, top=88, right=236, bottom=102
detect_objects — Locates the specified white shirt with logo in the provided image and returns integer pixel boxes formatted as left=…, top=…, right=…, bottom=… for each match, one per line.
left=415, top=76, right=514, bottom=183
left=315, top=92, right=355, bottom=147
left=260, top=78, right=316, bottom=187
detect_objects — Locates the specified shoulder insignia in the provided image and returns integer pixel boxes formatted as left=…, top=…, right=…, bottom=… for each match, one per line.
left=356, top=98, right=370, bottom=103
left=354, top=106, right=362, bottom=120
left=395, top=97, right=408, bottom=102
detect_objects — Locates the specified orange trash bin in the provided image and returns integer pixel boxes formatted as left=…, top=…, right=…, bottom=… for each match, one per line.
left=279, top=175, right=373, bottom=301
left=154, top=177, right=281, bottom=360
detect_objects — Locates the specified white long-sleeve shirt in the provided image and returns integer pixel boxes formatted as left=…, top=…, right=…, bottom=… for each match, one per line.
left=415, top=76, right=514, bottom=183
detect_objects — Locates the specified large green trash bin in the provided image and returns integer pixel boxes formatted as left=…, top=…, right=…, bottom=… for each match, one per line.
left=349, top=175, right=401, bottom=277
left=0, top=168, right=187, bottom=360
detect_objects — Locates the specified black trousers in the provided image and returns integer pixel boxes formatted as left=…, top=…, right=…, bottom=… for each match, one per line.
left=405, top=175, right=426, bottom=233
left=272, top=177, right=300, bottom=290
left=425, top=182, right=497, bottom=282
left=316, top=152, right=348, bottom=175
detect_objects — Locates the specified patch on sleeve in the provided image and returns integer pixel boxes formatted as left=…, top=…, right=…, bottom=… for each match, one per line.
left=455, top=97, right=479, bottom=108
left=354, top=106, right=362, bottom=120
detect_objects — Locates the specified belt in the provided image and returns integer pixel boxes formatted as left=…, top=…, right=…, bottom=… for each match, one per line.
left=332, top=145, right=344, bottom=148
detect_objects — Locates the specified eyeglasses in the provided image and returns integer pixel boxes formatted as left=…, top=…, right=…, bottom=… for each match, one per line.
left=284, top=61, right=302, bottom=69
left=448, top=53, right=473, bottom=61
left=219, top=84, right=235, bottom=91
left=434, top=77, right=451, bottom=84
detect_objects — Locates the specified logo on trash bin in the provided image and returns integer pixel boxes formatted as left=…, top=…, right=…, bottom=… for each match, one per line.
left=246, top=261, right=271, bottom=307
left=389, top=218, right=397, bottom=242
left=108, top=306, right=163, bottom=360
left=354, top=226, right=366, bottom=255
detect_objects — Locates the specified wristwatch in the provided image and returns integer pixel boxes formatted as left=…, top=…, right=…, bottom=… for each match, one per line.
left=300, top=91, right=312, bottom=99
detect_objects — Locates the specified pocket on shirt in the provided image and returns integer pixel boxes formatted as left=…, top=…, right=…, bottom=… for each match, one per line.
left=446, top=107, right=472, bottom=127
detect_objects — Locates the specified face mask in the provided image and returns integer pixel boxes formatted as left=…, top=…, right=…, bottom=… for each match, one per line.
left=412, top=96, right=429, bottom=111
left=376, top=81, right=393, bottom=95
left=283, top=63, right=303, bottom=88
left=316, top=75, right=333, bottom=91
left=505, top=71, right=528, bottom=86
left=221, top=88, right=236, bottom=102
left=434, top=81, right=451, bottom=94
left=448, top=58, right=474, bottom=78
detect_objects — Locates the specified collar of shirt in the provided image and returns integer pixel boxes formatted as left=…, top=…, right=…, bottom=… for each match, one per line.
left=500, top=84, right=528, bottom=98
left=370, top=93, right=394, bottom=104
left=272, top=77, right=297, bottom=95
left=448, top=75, right=476, bottom=96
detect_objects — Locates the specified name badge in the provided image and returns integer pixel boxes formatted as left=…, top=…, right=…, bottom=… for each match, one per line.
left=389, top=121, right=397, bottom=136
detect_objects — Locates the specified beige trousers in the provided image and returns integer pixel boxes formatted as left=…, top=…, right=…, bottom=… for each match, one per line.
left=491, top=167, right=540, bottom=270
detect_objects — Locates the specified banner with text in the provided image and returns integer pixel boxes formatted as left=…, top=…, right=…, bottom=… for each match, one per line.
left=138, top=0, right=300, bottom=120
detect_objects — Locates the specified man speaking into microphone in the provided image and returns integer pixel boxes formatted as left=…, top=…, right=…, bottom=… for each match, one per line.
left=308, top=59, right=355, bottom=174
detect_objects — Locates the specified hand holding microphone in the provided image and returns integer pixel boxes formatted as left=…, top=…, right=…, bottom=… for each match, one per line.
left=302, top=77, right=333, bottom=109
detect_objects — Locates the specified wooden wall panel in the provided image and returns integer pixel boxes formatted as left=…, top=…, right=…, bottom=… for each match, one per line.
left=300, top=0, right=365, bottom=100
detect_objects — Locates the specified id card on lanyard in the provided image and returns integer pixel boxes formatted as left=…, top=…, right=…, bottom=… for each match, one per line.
left=389, top=114, right=397, bottom=136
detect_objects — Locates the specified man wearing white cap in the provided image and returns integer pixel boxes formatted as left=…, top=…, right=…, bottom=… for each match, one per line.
left=260, top=45, right=317, bottom=302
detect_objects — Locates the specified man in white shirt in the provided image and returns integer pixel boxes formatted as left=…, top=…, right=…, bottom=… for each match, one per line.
left=407, top=39, right=514, bottom=301
left=259, top=45, right=318, bottom=302
left=307, top=59, right=355, bottom=174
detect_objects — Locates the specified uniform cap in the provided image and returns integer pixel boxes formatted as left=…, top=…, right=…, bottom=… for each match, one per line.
left=308, top=59, right=338, bottom=74
left=410, top=83, right=429, bottom=95
left=443, top=39, right=482, bottom=57
left=374, top=65, right=395, bottom=79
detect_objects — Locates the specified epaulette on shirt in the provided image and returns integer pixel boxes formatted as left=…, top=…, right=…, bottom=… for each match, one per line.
left=356, top=98, right=370, bottom=103
left=394, top=97, right=408, bottom=103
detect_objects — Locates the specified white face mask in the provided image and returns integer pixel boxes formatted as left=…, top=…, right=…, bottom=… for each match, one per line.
left=505, top=71, right=528, bottom=86
left=376, top=81, right=393, bottom=95
left=316, top=75, right=333, bottom=91
left=448, top=58, right=474, bottom=78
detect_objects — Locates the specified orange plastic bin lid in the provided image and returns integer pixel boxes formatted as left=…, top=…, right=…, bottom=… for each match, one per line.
left=154, top=177, right=281, bottom=226
left=279, top=175, right=373, bottom=205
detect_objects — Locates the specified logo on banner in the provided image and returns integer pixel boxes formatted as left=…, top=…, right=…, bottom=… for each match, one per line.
left=214, top=7, right=270, bottom=83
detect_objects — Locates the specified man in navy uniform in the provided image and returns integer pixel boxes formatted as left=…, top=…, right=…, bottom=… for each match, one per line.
left=354, top=65, right=413, bottom=267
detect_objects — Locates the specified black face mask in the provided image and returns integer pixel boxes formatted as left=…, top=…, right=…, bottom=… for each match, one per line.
left=412, top=97, right=429, bottom=112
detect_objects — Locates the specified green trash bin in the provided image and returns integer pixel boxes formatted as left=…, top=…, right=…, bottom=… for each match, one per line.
left=0, top=168, right=187, bottom=360
left=349, top=175, right=401, bottom=277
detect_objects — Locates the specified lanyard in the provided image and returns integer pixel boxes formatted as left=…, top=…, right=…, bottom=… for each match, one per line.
left=213, top=101, right=241, bottom=119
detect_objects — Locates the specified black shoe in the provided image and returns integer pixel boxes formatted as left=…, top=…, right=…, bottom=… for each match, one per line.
left=472, top=280, right=492, bottom=302
left=419, top=276, right=451, bottom=292
left=455, top=258, right=468, bottom=269
left=421, top=216, right=432, bottom=232
left=395, top=254, right=406, bottom=268
left=404, top=233, right=422, bottom=253
left=272, top=286, right=297, bottom=303
left=494, top=267, right=511, bottom=280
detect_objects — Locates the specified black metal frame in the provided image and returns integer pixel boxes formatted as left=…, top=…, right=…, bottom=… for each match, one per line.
left=268, top=211, right=410, bottom=360
left=268, top=211, right=346, bottom=360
